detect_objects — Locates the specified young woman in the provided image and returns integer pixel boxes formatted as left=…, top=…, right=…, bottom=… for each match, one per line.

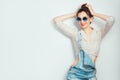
left=53, top=3, right=115, bottom=80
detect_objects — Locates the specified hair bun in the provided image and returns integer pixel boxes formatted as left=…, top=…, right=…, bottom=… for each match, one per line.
left=81, top=3, right=87, bottom=8
left=76, top=3, right=93, bottom=18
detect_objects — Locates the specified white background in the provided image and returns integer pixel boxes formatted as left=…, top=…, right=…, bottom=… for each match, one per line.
left=0, top=0, right=120, bottom=80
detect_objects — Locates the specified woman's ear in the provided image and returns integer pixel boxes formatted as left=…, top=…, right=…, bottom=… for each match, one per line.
left=90, top=17, right=94, bottom=23
left=90, top=17, right=94, bottom=22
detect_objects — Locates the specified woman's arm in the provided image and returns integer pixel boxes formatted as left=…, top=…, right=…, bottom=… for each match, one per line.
left=86, top=4, right=112, bottom=21
left=94, top=13, right=111, bottom=21
left=53, top=12, right=78, bottom=38
left=86, top=4, right=115, bottom=38
left=93, top=13, right=115, bottom=39
left=53, top=12, right=76, bottom=23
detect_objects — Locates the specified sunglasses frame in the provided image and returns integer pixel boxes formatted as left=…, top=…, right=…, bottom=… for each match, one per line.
left=76, top=16, right=88, bottom=22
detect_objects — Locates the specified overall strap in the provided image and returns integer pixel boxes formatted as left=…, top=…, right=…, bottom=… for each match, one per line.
left=77, top=30, right=82, bottom=50
left=77, top=30, right=95, bottom=69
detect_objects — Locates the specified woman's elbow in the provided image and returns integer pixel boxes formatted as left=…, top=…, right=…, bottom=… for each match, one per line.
left=106, top=16, right=115, bottom=24
left=53, top=17, right=60, bottom=24
left=110, top=16, right=115, bottom=25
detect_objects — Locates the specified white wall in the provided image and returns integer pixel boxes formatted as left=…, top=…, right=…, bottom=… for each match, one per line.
left=0, top=0, right=120, bottom=80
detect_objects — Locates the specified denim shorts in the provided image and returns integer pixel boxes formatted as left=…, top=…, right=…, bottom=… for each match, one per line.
left=66, top=50, right=97, bottom=80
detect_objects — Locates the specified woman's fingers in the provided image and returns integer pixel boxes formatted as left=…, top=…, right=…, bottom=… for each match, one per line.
left=86, top=4, right=95, bottom=15
left=79, top=3, right=87, bottom=9
left=78, top=3, right=95, bottom=15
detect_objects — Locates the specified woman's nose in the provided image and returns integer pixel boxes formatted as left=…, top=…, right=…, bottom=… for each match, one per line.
left=80, top=21, right=85, bottom=24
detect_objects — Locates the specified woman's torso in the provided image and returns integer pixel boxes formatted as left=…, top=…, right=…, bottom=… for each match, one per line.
left=72, top=27, right=102, bottom=58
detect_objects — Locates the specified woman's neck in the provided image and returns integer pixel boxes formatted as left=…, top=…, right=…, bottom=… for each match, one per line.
left=82, top=26, right=93, bottom=36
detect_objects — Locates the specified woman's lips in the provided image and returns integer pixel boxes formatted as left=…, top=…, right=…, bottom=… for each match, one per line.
left=81, top=23, right=85, bottom=26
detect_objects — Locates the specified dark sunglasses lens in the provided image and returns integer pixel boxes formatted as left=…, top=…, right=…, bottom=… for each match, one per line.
left=83, top=17, right=88, bottom=21
left=76, top=17, right=81, bottom=21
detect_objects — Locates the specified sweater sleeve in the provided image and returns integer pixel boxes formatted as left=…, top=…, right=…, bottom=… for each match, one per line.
left=100, top=16, right=115, bottom=39
left=55, top=21, right=78, bottom=38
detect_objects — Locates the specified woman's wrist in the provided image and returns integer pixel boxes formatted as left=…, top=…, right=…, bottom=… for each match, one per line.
left=53, top=12, right=77, bottom=22
left=92, top=13, right=110, bottom=21
left=93, top=12, right=96, bottom=16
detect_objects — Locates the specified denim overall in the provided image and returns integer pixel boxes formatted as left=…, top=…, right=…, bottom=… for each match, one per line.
left=66, top=31, right=97, bottom=80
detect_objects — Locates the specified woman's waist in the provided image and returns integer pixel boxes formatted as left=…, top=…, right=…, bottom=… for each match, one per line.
left=80, top=48, right=98, bottom=56
left=80, top=49, right=98, bottom=64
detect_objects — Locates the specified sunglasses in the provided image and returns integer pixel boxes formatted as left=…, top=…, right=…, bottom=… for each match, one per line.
left=76, top=17, right=88, bottom=22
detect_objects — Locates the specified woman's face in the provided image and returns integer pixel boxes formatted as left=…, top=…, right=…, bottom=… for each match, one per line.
left=77, top=11, right=93, bottom=29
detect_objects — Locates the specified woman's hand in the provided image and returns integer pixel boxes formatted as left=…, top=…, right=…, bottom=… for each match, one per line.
left=79, top=3, right=87, bottom=9
left=85, top=4, right=95, bottom=16
left=85, top=4, right=112, bottom=21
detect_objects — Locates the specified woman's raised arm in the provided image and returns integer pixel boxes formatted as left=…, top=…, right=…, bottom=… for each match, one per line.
left=53, top=12, right=76, bottom=23
left=53, top=12, right=78, bottom=38
left=86, top=4, right=115, bottom=39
